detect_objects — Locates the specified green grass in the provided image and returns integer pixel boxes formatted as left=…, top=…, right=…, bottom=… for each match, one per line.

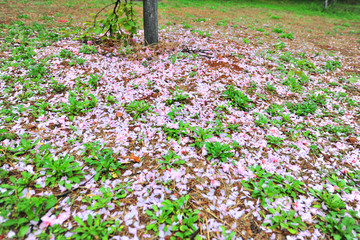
left=166, top=0, right=360, bottom=21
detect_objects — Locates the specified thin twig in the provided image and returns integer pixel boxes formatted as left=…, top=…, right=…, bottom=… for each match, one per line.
left=189, top=228, right=200, bottom=240
left=93, top=2, right=117, bottom=28
left=205, top=216, right=210, bottom=240
left=113, top=0, right=121, bottom=14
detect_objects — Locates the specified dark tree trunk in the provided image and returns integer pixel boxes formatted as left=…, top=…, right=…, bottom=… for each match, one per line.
left=143, top=0, right=158, bottom=45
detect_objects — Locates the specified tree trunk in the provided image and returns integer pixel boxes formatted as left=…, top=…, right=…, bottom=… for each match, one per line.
left=324, top=0, right=336, bottom=9
left=143, top=0, right=158, bottom=45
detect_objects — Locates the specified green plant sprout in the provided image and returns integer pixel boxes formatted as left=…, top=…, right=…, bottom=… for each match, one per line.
left=223, top=85, right=253, bottom=111
left=146, top=195, right=201, bottom=240
left=124, top=100, right=153, bottom=120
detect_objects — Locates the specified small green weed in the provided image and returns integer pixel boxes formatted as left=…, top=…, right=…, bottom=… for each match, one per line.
left=88, top=73, right=103, bottom=90
left=316, top=213, right=360, bottom=240
left=270, top=15, right=281, bottom=20
left=0, top=129, right=17, bottom=141
left=165, top=87, right=190, bottom=105
left=192, top=29, right=211, bottom=37
left=163, top=121, right=192, bottom=140
left=159, top=151, right=185, bottom=170
left=310, top=187, right=360, bottom=239
left=306, top=93, right=327, bottom=106
left=10, top=134, right=39, bottom=156
left=58, top=49, right=74, bottom=59
left=73, top=214, right=123, bottom=239
left=296, top=59, right=316, bottom=70
left=85, top=147, right=124, bottom=181
left=282, top=76, right=303, bottom=93
left=310, top=189, right=345, bottom=212
left=28, top=61, right=49, bottom=79
left=266, top=103, right=284, bottom=117
left=264, top=209, right=306, bottom=234
left=272, top=28, right=284, bottom=33
left=287, top=101, right=318, bottom=116
left=194, top=18, right=206, bottom=22
left=50, top=79, right=66, bottom=93
left=266, top=135, right=284, bottom=148
left=266, top=83, right=277, bottom=92
left=167, top=105, right=185, bottom=120
left=274, top=41, right=286, bottom=50
left=324, top=60, right=341, bottom=71
left=0, top=194, right=57, bottom=238
left=220, top=226, right=236, bottom=240
left=254, top=113, right=269, bottom=128
left=69, top=56, right=86, bottom=66
left=146, top=195, right=201, bottom=240
left=216, top=19, right=228, bottom=26
left=223, top=85, right=253, bottom=111
left=81, top=141, right=104, bottom=157
left=82, top=187, right=113, bottom=211
left=280, top=33, right=294, bottom=39
left=124, top=100, right=153, bottom=120
left=60, top=92, right=97, bottom=116
left=79, top=44, right=97, bottom=54
left=192, top=127, right=214, bottom=148
left=17, top=14, right=29, bottom=19
left=41, top=154, right=84, bottom=189
left=205, top=142, right=233, bottom=163
left=243, top=37, right=251, bottom=44
left=320, top=124, right=354, bottom=137
left=242, top=166, right=305, bottom=206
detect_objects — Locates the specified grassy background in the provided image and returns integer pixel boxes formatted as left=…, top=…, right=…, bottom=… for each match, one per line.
left=163, top=0, right=360, bottom=21
left=1, top=0, right=359, bottom=23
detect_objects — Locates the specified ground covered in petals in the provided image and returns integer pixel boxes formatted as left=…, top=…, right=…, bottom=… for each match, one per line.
left=1, top=0, right=360, bottom=239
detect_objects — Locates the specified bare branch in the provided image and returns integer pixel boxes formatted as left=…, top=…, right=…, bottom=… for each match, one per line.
left=93, top=1, right=117, bottom=28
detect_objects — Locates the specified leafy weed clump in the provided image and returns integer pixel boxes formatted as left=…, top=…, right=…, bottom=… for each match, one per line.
left=61, top=92, right=97, bottom=116
left=242, top=166, right=307, bottom=234
left=124, top=100, right=153, bottom=120
left=280, top=33, right=294, bottom=39
left=165, top=87, right=190, bottom=105
left=146, top=195, right=201, bottom=240
left=205, top=142, right=234, bottom=163
left=324, top=60, right=341, bottom=71
left=73, top=214, right=123, bottom=239
left=0, top=193, right=57, bottom=238
left=159, top=150, right=185, bottom=170
left=223, top=85, right=253, bottom=111
left=85, top=147, right=124, bottom=181
left=287, top=101, right=318, bottom=116
left=79, top=44, right=97, bottom=54
left=40, top=154, right=84, bottom=189
left=163, top=121, right=192, bottom=140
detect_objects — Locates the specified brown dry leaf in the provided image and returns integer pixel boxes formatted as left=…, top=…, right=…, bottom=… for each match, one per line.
left=26, top=125, right=37, bottom=130
left=346, top=137, right=358, bottom=144
left=130, top=153, right=141, bottom=163
left=116, top=112, right=123, bottom=118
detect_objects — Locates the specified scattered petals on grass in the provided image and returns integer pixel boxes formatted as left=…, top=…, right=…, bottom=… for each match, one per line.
left=1, top=13, right=360, bottom=240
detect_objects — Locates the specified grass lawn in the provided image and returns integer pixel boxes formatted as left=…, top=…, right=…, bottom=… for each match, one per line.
left=1, top=0, right=360, bottom=239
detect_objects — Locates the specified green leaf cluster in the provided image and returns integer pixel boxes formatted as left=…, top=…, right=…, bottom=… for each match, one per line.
left=124, top=100, right=153, bottom=120
left=205, top=142, right=233, bottom=163
left=223, top=85, right=253, bottom=111
left=146, top=195, right=200, bottom=240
